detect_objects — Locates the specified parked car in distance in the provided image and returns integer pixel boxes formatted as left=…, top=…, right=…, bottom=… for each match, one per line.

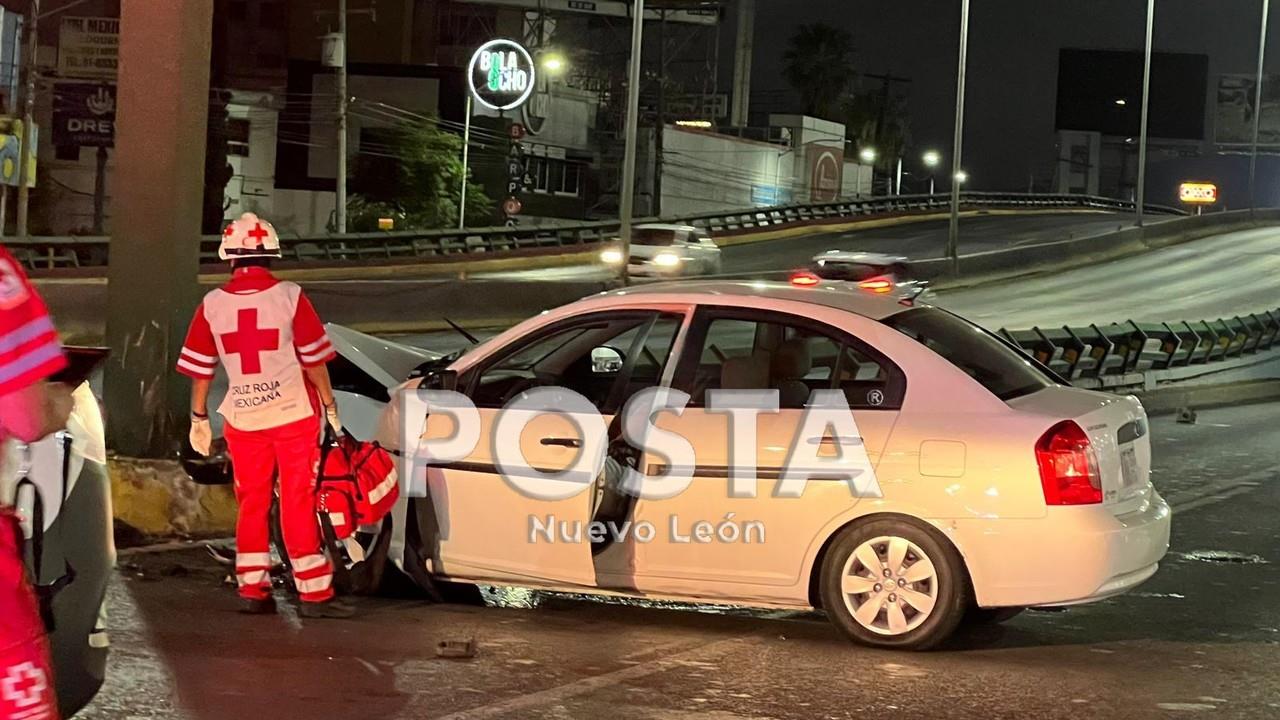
left=600, top=223, right=722, bottom=277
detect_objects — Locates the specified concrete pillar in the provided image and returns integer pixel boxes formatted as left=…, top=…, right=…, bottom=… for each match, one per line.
left=104, top=0, right=213, bottom=457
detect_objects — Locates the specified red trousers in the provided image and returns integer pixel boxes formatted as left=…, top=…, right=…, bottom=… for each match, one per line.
left=0, top=510, right=58, bottom=720
left=224, top=415, right=334, bottom=603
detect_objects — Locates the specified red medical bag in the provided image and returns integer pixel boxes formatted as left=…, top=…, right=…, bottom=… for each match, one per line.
left=316, top=430, right=399, bottom=540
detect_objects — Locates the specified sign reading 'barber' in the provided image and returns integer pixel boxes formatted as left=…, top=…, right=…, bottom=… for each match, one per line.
left=468, top=40, right=536, bottom=111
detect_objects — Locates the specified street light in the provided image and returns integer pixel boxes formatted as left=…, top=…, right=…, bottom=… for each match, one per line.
left=923, top=150, right=941, bottom=195
left=542, top=51, right=567, bottom=75
left=954, top=170, right=969, bottom=184
left=859, top=147, right=877, bottom=164
left=1136, top=0, right=1154, bottom=226
left=946, top=0, right=971, bottom=275
left=617, top=0, right=646, bottom=285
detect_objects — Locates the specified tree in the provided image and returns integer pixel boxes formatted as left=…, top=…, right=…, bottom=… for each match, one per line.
left=349, top=118, right=491, bottom=231
left=843, top=88, right=911, bottom=175
left=782, top=23, right=857, bottom=121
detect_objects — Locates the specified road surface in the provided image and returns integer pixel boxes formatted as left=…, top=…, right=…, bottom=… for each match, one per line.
left=84, top=400, right=1280, bottom=719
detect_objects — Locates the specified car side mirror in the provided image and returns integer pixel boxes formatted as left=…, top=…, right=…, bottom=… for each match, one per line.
left=591, top=347, right=625, bottom=374
left=423, top=369, right=459, bottom=391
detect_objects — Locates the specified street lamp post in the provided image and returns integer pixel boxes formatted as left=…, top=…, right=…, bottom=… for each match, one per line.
left=1136, top=0, right=1155, bottom=227
left=923, top=150, right=940, bottom=195
left=859, top=147, right=877, bottom=195
left=1250, top=0, right=1271, bottom=214
left=946, top=0, right=971, bottom=275
left=618, top=0, right=646, bottom=285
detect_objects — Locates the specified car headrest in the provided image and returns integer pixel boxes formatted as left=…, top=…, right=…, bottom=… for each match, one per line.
left=721, top=352, right=770, bottom=390
left=772, top=339, right=812, bottom=380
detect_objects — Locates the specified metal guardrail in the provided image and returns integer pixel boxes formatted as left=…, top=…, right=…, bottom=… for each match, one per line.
left=1000, top=309, right=1280, bottom=387
left=6, top=192, right=1182, bottom=270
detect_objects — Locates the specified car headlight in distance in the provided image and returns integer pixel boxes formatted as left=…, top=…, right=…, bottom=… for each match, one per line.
left=653, top=252, right=682, bottom=267
left=600, top=249, right=624, bottom=264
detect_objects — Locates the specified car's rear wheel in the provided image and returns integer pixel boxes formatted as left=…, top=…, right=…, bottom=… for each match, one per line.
left=820, top=518, right=968, bottom=650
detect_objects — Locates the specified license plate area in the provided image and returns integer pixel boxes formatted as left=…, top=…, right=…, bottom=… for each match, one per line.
left=1120, top=446, right=1141, bottom=488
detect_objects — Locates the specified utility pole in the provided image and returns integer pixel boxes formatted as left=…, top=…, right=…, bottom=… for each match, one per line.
left=729, top=0, right=753, bottom=128
left=864, top=71, right=910, bottom=164
left=1250, top=0, right=1271, bottom=214
left=1136, top=0, right=1154, bottom=227
left=618, top=0, right=646, bottom=284
left=654, top=8, right=666, bottom=216
left=335, top=0, right=349, bottom=233
left=15, top=0, right=39, bottom=238
left=946, top=0, right=970, bottom=275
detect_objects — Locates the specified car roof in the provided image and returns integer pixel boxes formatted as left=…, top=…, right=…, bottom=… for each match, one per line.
left=813, top=250, right=907, bottom=264
left=581, top=280, right=909, bottom=321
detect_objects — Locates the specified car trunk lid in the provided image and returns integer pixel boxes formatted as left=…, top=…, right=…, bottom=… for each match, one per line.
left=1007, top=386, right=1152, bottom=515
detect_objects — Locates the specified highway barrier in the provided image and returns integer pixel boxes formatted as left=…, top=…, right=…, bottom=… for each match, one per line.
left=1001, top=308, right=1280, bottom=392
left=7, top=192, right=1181, bottom=271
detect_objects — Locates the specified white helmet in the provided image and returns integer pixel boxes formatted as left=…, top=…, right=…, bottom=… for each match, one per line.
left=219, top=212, right=282, bottom=261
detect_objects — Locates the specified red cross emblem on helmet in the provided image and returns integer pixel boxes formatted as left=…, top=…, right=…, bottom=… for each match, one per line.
left=218, top=212, right=283, bottom=261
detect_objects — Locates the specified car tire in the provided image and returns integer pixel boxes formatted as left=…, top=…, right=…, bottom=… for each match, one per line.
left=819, top=517, right=969, bottom=650
left=964, top=606, right=1024, bottom=625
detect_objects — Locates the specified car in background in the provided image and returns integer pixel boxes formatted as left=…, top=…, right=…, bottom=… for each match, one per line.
left=600, top=223, right=722, bottom=277
left=794, top=250, right=932, bottom=300
left=1, top=348, right=114, bottom=715
left=332, top=281, right=1170, bottom=650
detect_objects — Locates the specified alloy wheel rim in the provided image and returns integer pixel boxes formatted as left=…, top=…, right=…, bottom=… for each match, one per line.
left=840, top=535, right=939, bottom=636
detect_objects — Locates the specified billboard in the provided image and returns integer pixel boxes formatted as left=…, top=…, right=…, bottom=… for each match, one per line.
left=1214, top=74, right=1280, bottom=146
left=57, top=17, right=119, bottom=79
left=53, top=81, right=116, bottom=147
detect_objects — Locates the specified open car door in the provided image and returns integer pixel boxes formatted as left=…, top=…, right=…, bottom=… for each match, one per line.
left=419, top=310, right=685, bottom=588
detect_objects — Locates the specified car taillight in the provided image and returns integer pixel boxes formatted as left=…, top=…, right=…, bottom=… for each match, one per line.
left=857, top=276, right=894, bottom=293
left=790, top=270, right=821, bottom=286
left=1035, top=420, right=1103, bottom=505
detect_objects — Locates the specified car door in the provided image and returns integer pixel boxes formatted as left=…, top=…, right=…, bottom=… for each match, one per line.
left=421, top=309, right=685, bottom=586
left=627, top=306, right=906, bottom=598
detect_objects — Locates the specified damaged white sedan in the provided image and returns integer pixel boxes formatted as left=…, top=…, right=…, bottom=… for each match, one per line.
left=333, top=280, right=1171, bottom=650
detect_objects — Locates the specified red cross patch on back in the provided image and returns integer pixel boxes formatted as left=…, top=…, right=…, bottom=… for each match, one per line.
left=219, top=308, right=280, bottom=375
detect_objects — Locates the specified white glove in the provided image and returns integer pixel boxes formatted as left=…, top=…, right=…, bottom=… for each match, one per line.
left=325, top=403, right=342, bottom=434
left=189, top=415, right=212, bottom=457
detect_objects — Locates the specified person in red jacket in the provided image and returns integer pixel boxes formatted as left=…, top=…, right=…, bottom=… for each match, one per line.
left=177, top=213, right=353, bottom=619
left=0, top=244, right=70, bottom=720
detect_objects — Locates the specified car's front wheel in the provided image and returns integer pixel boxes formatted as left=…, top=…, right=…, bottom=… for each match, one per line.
left=820, top=518, right=968, bottom=650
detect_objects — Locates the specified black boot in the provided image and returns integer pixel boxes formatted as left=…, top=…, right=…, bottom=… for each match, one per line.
left=298, top=597, right=356, bottom=619
left=238, top=596, right=278, bottom=615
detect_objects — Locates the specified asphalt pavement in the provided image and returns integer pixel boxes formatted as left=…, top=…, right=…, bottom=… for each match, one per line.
left=83, top=401, right=1280, bottom=720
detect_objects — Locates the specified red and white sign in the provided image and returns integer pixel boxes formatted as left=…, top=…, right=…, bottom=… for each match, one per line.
left=807, top=145, right=844, bottom=202
left=1178, top=182, right=1218, bottom=205
left=502, top=197, right=524, bottom=216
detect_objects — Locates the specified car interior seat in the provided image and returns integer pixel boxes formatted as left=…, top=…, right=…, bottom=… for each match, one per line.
left=771, top=339, right=812, bottom=408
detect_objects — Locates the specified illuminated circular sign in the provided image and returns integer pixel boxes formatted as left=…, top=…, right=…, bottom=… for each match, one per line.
left=468, top=40, right=536, bottom=111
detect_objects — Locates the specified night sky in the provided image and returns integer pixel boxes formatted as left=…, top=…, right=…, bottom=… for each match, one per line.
left=745, top=0, right=1270, bottom=192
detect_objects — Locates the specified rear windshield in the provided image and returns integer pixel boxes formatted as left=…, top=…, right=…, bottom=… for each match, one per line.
left=813, top=261, right=883, bottom=281
left=633, top=229, right=677, bottom=246
left=883, top=307, right=1058, bottom=400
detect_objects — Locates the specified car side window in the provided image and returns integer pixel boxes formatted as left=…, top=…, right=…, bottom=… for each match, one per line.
left=677, top=310, right=903, bottom=410
left=468, top=312, right=683, bottom=412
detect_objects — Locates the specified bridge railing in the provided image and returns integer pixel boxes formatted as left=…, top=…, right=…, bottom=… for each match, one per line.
left=5, top=192, right=1182, bottom=270
left=1000, top=309, right=1280, bottom=390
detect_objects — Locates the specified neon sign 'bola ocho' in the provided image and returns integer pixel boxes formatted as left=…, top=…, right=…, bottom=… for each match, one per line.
left=468, top=39, right=536, bottom=111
